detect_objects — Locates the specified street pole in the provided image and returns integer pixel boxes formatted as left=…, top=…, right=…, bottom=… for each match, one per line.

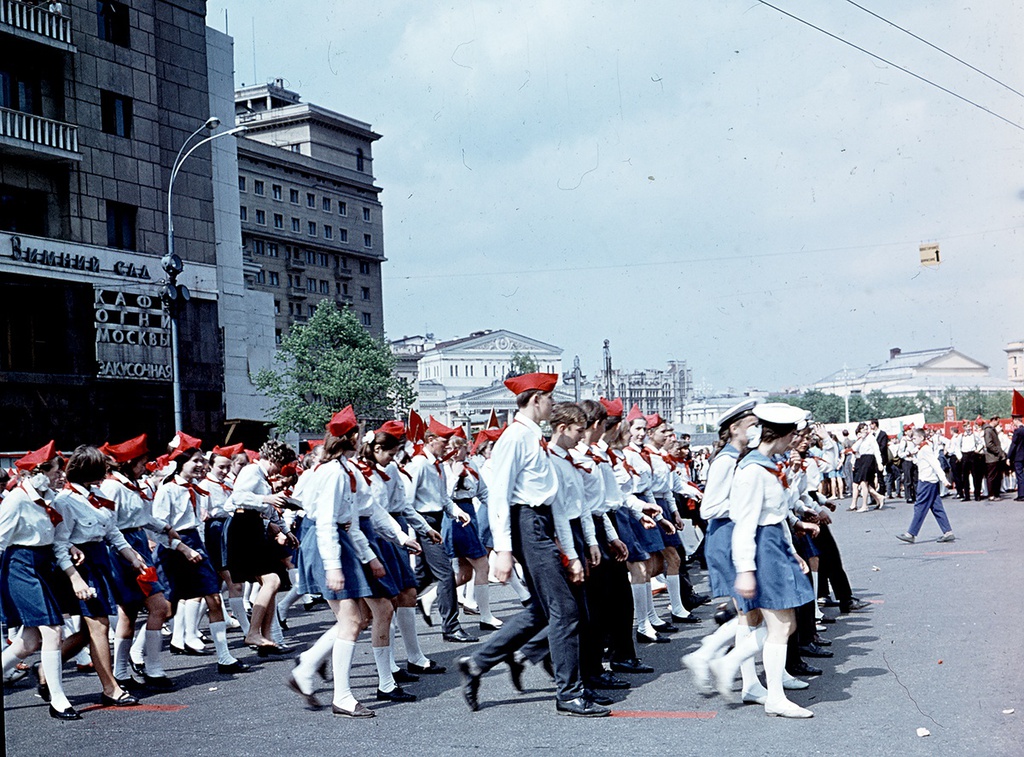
left=164, top=118, right=246, bottom=430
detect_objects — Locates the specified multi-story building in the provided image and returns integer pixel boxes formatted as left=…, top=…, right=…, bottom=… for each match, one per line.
left=1005, top=341, right=1024, bottom=384
left=234, top=81, right=385, bottom=342
left=593, top=360, right=694, bottom=424
left=0, top=0, right=272, bottom=449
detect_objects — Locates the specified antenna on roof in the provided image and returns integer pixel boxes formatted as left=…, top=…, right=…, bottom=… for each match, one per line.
left=251, top=16, right=257, bottom=85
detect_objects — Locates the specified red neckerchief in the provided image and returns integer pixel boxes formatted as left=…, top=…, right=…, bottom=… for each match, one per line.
left=585, top=448, right=606, bottom=465
left=20, top=483, right=63, bottom=526
left=204, top=475, right=233, bottom=495
left=768, top=463, right=789, bottom=489
left=552, top=447, right=591, bottom=474
left=66, top=483, right=116, bottom=511
left=342, top=460, right=358, bottom=493
left=354, top=460, right=376, bottom=485
left=112, top=472, right=153, bottom=501
left=176, top=480, right=209, bottom=512
left=397, top=465, right=412, bottom=481
left=454, top=461, right=479, bottom=482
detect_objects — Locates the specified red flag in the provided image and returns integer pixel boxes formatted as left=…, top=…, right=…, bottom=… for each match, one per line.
left=486, top=408, right=500, bottom=429
left=136, top=566, right=160, bottom=597
left=408, top=409, right=425, bottom=443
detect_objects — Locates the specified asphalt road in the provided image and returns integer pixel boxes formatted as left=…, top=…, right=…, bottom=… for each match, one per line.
left=4, top=495, right=1023, bottom=756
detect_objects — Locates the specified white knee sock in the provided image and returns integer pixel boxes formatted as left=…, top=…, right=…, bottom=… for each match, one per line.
left=209, top=620, right=236, bottom=666
left=1, top=638, right=26, bottom=675
left=295, top=625, right=337, bottom=688
left=476, top=584, right=499, bottom=624
left=247, top=582, right=259, bottom=605
left=395, top=606, right=429, bottom=667
left=270, top=604, right=285, bottom=644
left=144, top=629, right=167, bottom=676
left=279, top=571, right=302, bottom=616
left=645, top=582, right=664, bottom=625
left=762, top=641, right=791, bottom=706
left=811, top=572, right=823, bottom=619
left=183, top=600, right=203, bottom=646
left=740, top=625, right=768, bottom=693
left=170, top=605, right=186, bottom=648
left=113, top=636, right=132, bottom=679
left=130, top=624, right=146, bottom=664
left=719, top=623, right=763, bottom=689
left=228, top=596, right=250, bottom=635
left=462, top=580, right=477, bottom=609
left=331, top=638, right=358, bottom=710
left=698, top=617, right=737, bottom=659
left=666, top=574, right=689, bottom=617
left=631, top=583, right=655, bottom=635
left=41, top=649, right=72, bottom=711
left=373, top=645, right=396, bottom=693
left=388, top=636, right=400, bottom=673
left=508, top=569, right=531, bottom=602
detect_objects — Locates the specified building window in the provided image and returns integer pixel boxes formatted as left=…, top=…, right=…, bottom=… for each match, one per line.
left=306, top=193, right=316, bottom=208
left=291, top=218, right=300, bottom=232
left=483, top=366, right=488, bottom=377
left=238, top=176, right=246, bottom=192
left=97, top=1, right=130, bottom=47
left=320, top=280, right=329, bottom=294
left=100, top=91, right=133, bottom=137
left=105, top=201, right=135, bottom=250
left=289, top=189, right=299, bottom=204
left=361, top=312, right=372, bottom=326
left=322, top=197, right=331, bottom=212
left=324, top=225, right=332, bottom=240
left=359, top=261, right=371, bottom=275
left=239, top=206, right=247, bottom=221
left=361, top=286, right=370, bottom=301
left=362, top=207, right=371, bottom=222
left=308, top=304, right=316, bottom=317
left=272, top=184, right=282, bottom=200
left=363, top=234, right=372, bottom=249
left=273, top=213, right=283, bottom=229
left=308, top=221, right=316, bottom=237
left=275, top=329, right=282, bottom=345
left=253, top=180, right=265, bottom=196
left=335, top=282, right=341, bottom=295
left=269, top=271, right=280, bottom=286
left=468, top=365, right=473, bottom=377
left=342, top=283, right=349, bottom=295
left=252, top=239, right=264, bottom=255
left=268, top=242, right=279, bottom=257
left=255, top=209, right=266, bottom=225
left=356, top=149, right=365, bottom=172
left=306, top=250, right=315, bottom=265
left=338, top=201, right=347, bottom=216
left=256, top=270, right=266, bottom=284
left=317, top=253, right=328, bottom=267
left=274, top=300, right=280, bottom=314
left=339, top=229, right=348, bottom=243
left=306, top=279, right=316, bottom=293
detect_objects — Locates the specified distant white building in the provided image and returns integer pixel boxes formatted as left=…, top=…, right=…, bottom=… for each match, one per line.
left=1005, top=340, right=1024, bottom=383
left=593, top=361, right=693, bottom=425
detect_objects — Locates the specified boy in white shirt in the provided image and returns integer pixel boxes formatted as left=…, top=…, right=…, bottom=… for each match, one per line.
left=896, top=429, right=955, bottom=544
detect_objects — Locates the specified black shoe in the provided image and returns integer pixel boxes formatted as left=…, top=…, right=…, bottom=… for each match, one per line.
left=143, top=674, right=176, bottom=689
left=610, top=658, right=655, bottom=674
left=798, top=643, right=834, bottom=658
left=171, top=644, right=209, bottom=657
left=442, top=629, right=478, bottom=643
left=585, top=672, right=631, bottom=690
left=683, top=593, right=710, bottom=610
left=811, top=634, right=832, bottom=647
left=408, top=660, right=447, bottom=675
left=583, top=688, right=614, bottom=705
left=217, top=661, right=250, bottom=674
left=820, top=598, right=841, bottom=608
left=787, top=660, right=822, bottom=677
left=394, top=668, right=420, bottom=684
left=256, top=644, right=289, bottom=658
left=670, top=613, right=702, bottom=624
left=48, top=705, right=81, bottom=721
left=555, top=697, right=611, bottom=717
left=840, top=598, right=871, bottom=613
left=819, top=615, right=836, bottom=624
left=479, top=621, right=502, bottom=631
left=462, top=605, right=481, bottom=616
left=508, top=655, right=526, bottom=693
left=286, top=672, right=323, bottom=710
left=114, top=676, right=143, bottom=691
left=376, top=685, right=416, bottom=702
left=34, top=663, right=49, bottom=703
left=457, top=656, right=481, bottom=712
left=1014, top=497, right=1024, bottom=502
left=276, top=611, right=289, bottom=631
left=651, top=621, right=678, bottom=634
left=713, top=603, right=738, bottom=625
left=129, top=659, right=146, bottom=677
left=100, top=691, right=140, bottom=707
left=331, top=702, right=375, bottom=718
left=635, top=630, right=670, bottom=644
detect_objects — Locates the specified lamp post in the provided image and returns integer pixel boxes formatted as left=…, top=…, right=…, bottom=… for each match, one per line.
left=163, top=117, right=246, bottom=430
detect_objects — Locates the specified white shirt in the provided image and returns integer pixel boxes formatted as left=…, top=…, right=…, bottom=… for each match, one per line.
left=202, top=474, right=234, bottom=520
left=300, top=459, right=374, bottom=570
left=914, top=443, right=946, bottom=484
left=730, top=451, right=799, bottom=574
left=405, top=450, right=456, bottom=516
left=700, top=444, right=741, bottom=521
left=572, top=443, right=619, bottom=542
left=152, top=476, right=208, bottom=542
left=100, top=472, right=169, bottom=534
left=52, top=483, right=131, bottom=571
left=0, top=481, right=60, bottom=550
left=486, top=413, right=559, bottom=553
left=548, top=444, right=597, bottom=560
left=349, top=458, right=408, bottom=547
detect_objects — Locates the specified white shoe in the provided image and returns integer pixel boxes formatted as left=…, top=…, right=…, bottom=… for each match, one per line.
left=225, top=615, right=241, bottom=630
left=765, top=699, right=813, bottom=718
left=707, top=657, right=739, bottom=702
left=783, top=675, right=810, bottom=690
left=682, top=652, right=713, bottom=695
left=815, top=623, right=826, bottom=633
left=741, top=683, right=768, bottom=705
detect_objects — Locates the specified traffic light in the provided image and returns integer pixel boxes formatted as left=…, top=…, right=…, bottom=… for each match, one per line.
left=160, top=253, right=191, bottom=308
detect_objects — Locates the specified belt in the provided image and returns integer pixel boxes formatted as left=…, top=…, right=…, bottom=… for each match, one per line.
left=121, top=527, right=143, bottom=534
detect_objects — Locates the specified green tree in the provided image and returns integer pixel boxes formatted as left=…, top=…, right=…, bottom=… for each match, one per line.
left=941, top=387, right=1012, bottom=421
left=509, top=350, right=539, bottom=377
left=253, top=303, right=416, bottom=433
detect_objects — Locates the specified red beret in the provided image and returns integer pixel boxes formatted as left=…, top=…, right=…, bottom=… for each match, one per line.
left=599, top=397, right=624, bottom=417
left=503, top=372, right=558, bottom=395
left=15, top=440, right=58, bottom=471
left=376, top=420, right=406, bottom=439
left=169, top=431, right=202, bottom=452
left=107, top=434, right=150, bottom=464
left=145, top=453, right=171, bottom=473
left=626, top=404, right=644, bottom=423
left=427, top=417, right=458, bottom=439
left=645, top=413, right=665, bottom=430
left=326, top=405, right=359, bottom=437
left=212, top=443, right=244, bottom=459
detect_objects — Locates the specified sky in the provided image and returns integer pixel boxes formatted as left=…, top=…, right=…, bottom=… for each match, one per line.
left=207, top=0, right=1024, bottom=395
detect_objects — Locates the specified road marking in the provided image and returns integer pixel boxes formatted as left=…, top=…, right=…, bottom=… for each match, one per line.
left=868, top=599, right=885, bottom=604
left=923, top=550, right=988, bottom=556
left=79, top=704, right=188, bottom=713
left=610, top=710, right=717, bottom=719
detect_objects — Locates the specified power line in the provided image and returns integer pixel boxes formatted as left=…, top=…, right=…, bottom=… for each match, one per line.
left=842, top=0, right=1024, bottom=101
left=755, top=1, right=1024, bottom=134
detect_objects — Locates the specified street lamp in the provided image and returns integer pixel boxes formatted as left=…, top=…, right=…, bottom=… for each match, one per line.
left=164, top=117, right=246, bottom=430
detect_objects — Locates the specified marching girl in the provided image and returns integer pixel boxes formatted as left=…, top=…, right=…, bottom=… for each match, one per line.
left=100, top=434, right=181, bottom=688
left=850, top=423, right=886, bottom=512
left=288, top=406, right=382, bottom=717
left=152, top=447, right=246, bottom=674
left=203, top=444, right=250, bottom=637
left=225, top=440, right=297, bottom=654
left=0, top=442, right=89, bottom=720
left=45, top=445, right=145, bottom=708
left=729, top=403, right=816, bottom=718
left=359, top=422, right=446, bottom=678
left=444, top=436, right=501, bottom=630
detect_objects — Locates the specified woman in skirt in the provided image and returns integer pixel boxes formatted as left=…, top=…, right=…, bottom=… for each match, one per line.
left=45, top=446, right=145, bottom=708
left=100, top=434, right=180, bottom=688
left=0, top=442, right=91, bottom=720
left=152, top=447, right=247, bottom=674
left=204, top=443, right=249, bottom=637
left=225, top=440, right=297, bottom=654
left=288, top=406, right=382, bottom=717
left=850, top=423, right=885, bottom=512
left=729, top=403, right=817, bottom=718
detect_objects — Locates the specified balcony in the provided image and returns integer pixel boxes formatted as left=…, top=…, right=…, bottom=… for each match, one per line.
left=0, top=0, right=75, bottom=50
left=287, top=285, right=307, bottom=300
left=0, top=106, right=80, bottom=161
left=333, top=267, right=352, bottom=280
left=285, top=257, right=305, bottom=272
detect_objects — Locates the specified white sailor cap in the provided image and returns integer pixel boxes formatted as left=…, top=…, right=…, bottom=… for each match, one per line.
left=752, top=402, right=807, bottom=430
left=715, top=399, right=760, bottom=429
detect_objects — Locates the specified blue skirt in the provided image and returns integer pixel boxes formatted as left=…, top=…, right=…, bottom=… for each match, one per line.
left=72, top=541, right=119, bottom=618
left=656, top=497, right=683, bottom=548
left=442, top=502, right=488, bottom=560
left=475, top=501, right=494, bottom=549
left=156, top=529, right=220, bottom=604
left=358, top=517, right=400, bottom=599
left=204, top=518, right=230, bottom=572
left=0, top=546, right=68, bottom=627
left=614, top=509, right=650, bottom=563
left=792, top=531, right=819, bottom=560
left=110, top=529, right=167, bottom=607
left=704, top=518, right=736, bottom=599
left=734, top=524, right=816, bottom=613
left=296, top=520, right=372, bottom=601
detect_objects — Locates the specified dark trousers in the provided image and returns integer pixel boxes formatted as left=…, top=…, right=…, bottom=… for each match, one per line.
left=587, top=523, right=636, bottom=666
left=985, top=460, right=1003, bottom=499
left=415, top=512, right=460, bottom=635
left=949, top=456, right=963, bottom=496
left=814, top=522, right=852, bottom=604
left=901, top=459, right=917, bottom=502
left=962, top=452, right=984, bottom=499
left=473, top=505, right=583, bottom=702
left=1016, top=461, right=1024, bottom=499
